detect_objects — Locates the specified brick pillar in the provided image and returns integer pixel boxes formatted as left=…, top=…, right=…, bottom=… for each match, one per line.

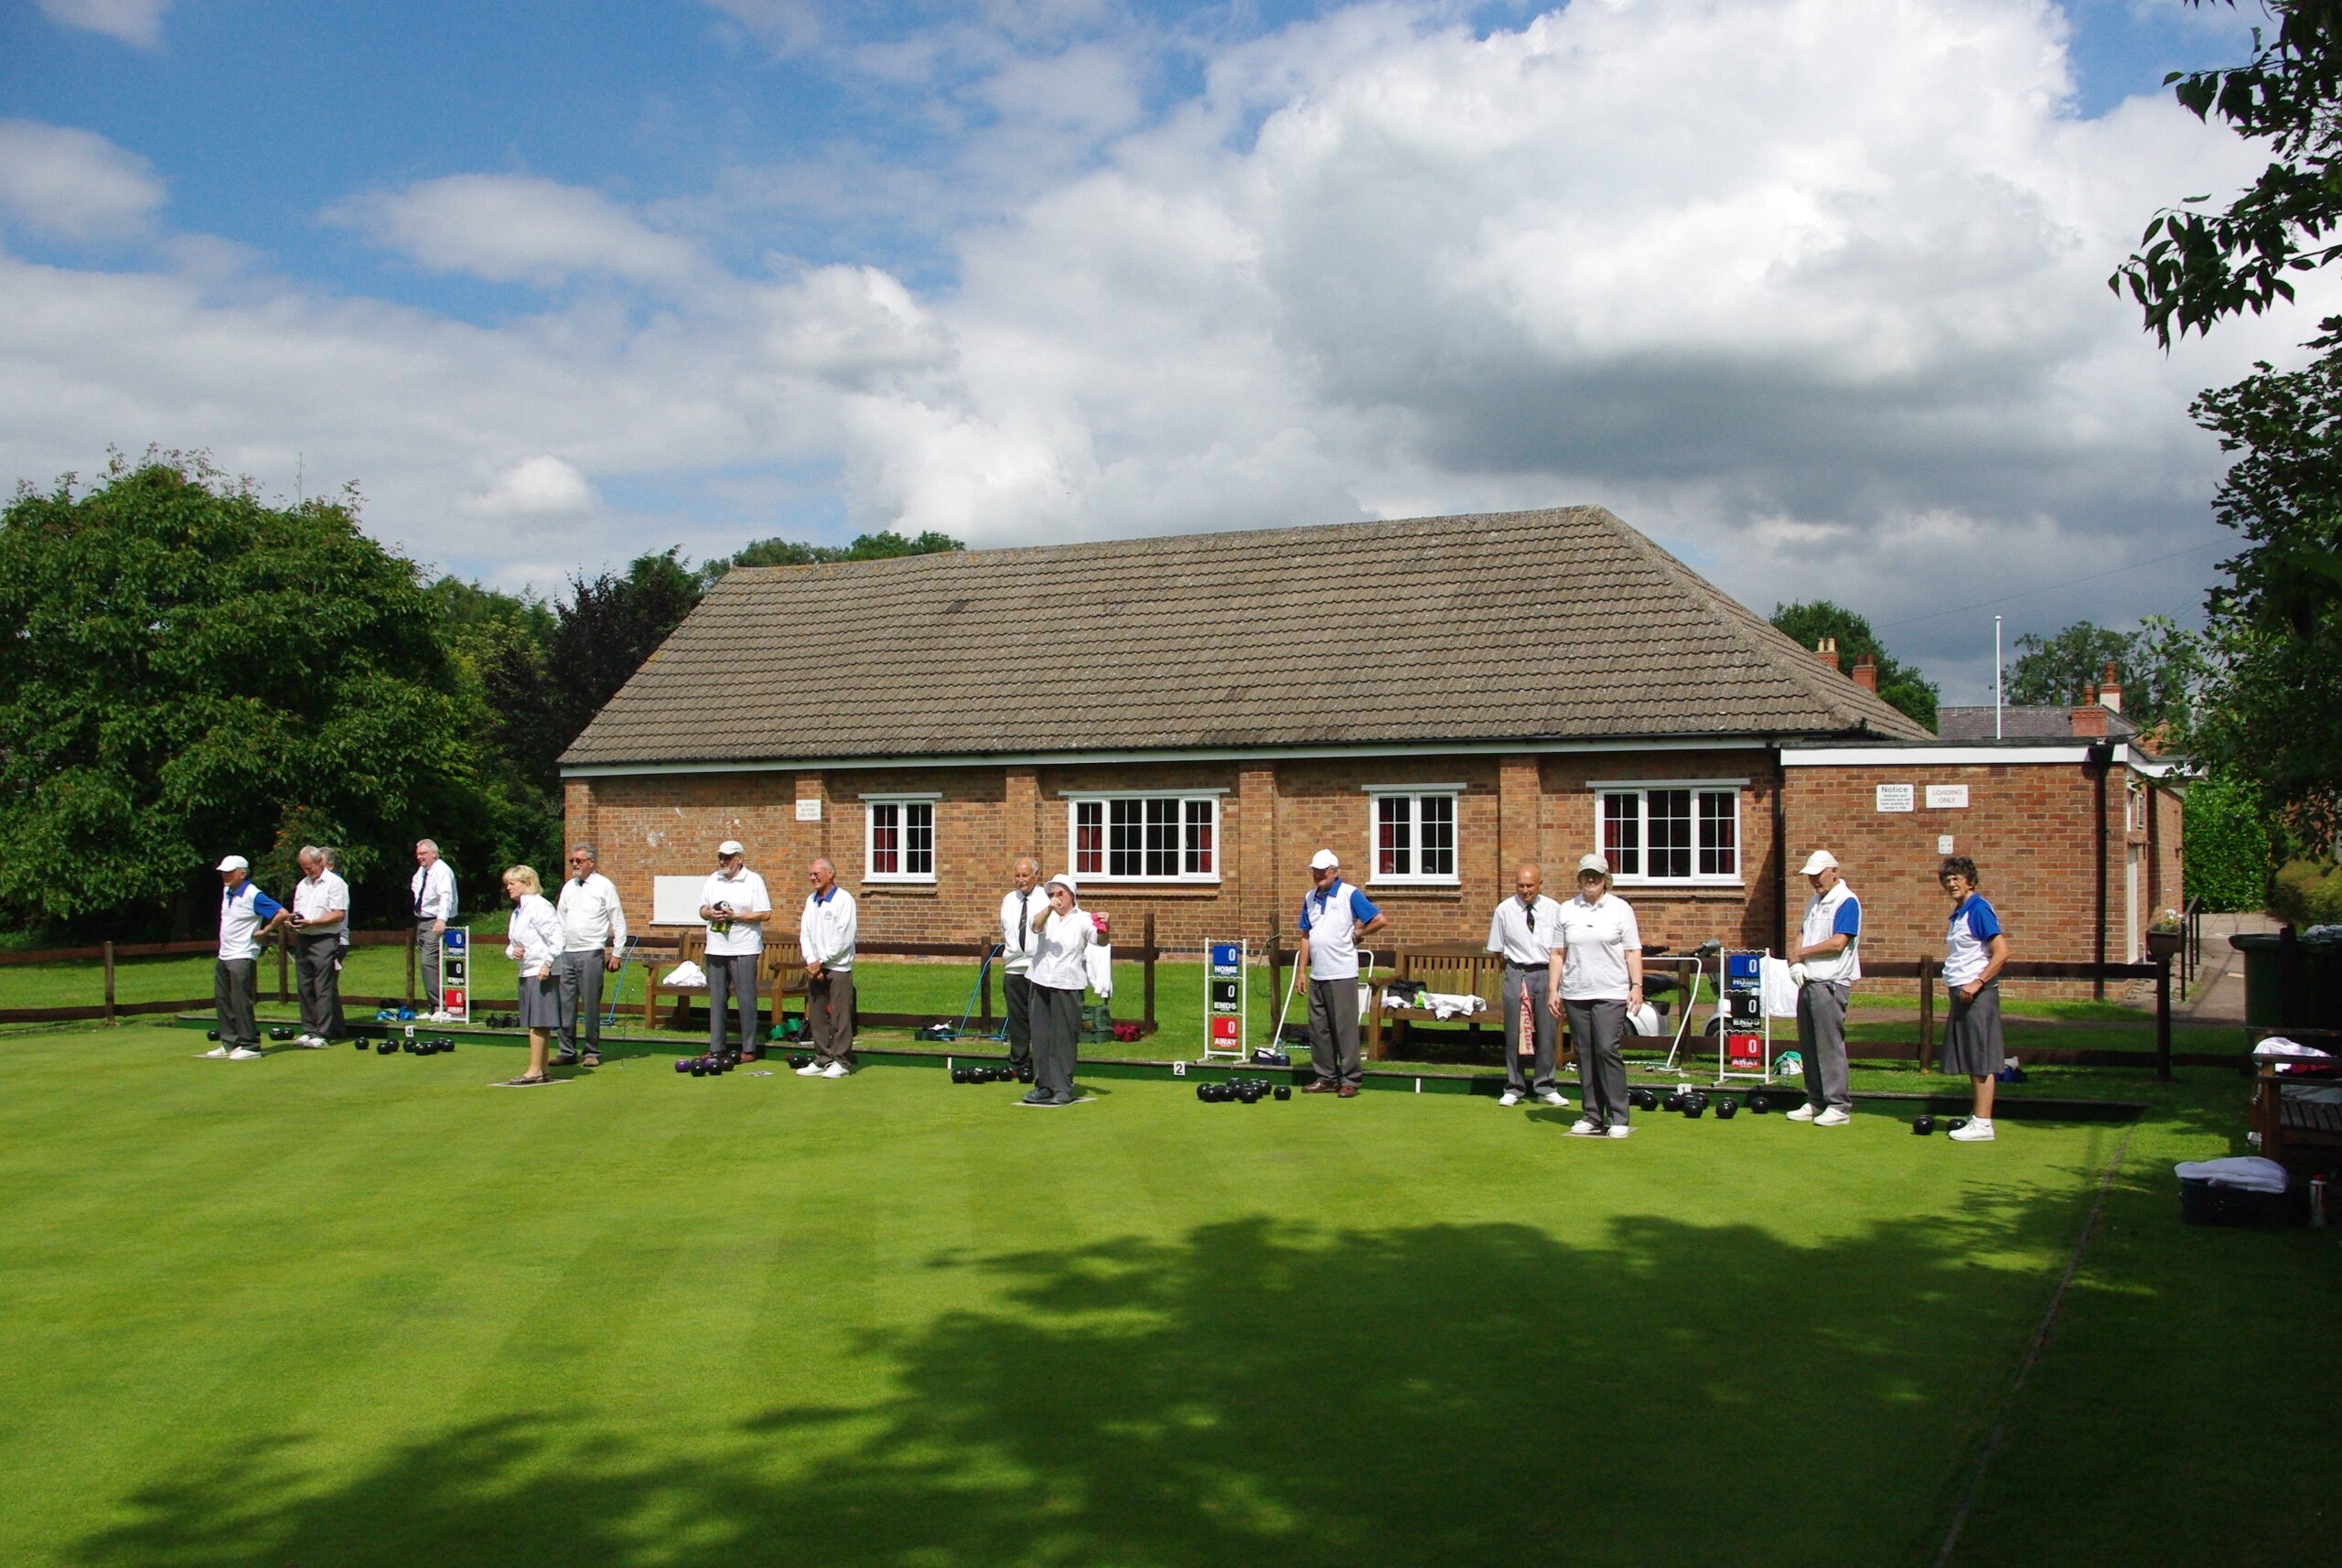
left=1005, top=768, right=1041, bottom=866
left=1497, top=755, right=1539, bottom=883
left=1237, top=766, right=1278, bottom=945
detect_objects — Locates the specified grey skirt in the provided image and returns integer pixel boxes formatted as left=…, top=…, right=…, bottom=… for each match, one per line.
left=517, top=972, right=563, bottom=1029
left=1939, top=980, right=2005, bottom=1077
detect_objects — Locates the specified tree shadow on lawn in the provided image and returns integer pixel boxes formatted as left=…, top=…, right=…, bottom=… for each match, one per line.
left=74, top=1187, right=2115, bottom=1568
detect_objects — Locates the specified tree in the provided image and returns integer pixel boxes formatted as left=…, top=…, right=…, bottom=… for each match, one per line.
left=2183, top=767, right=2275, bottom=911
left=1767, top=601, right=1939, bottom=730
left=2004, top=617, right=2212, bottom=742
left=0, top=456, right=482, bottom=934
left=702, top=528, right=962, bottom=586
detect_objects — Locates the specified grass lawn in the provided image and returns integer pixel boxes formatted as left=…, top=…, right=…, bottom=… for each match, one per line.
left=0, top=1023, right=2332, bottom=1566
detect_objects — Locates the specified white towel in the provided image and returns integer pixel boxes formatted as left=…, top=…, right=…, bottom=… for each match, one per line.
left=2254, top=1036, right=2335, bottom=1074
left=2173, top=1155, right=2290, bottom=1193
left=1084, top=943, right=1113, bottom=999
left=661, top=961, right=706, bottom=987
left=1758, top=956, right=1799, bottom=1018
left=1420, top=990, right=1486, bottom=1019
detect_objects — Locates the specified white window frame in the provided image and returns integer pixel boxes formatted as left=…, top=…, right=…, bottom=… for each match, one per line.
left=1361, top=784, right=1462, bottom=887
left=862, top=793, right=939, bottom=885
left=1064, top=793, right=1222, bottom=884
left=1595, top=782, right=1743, bottom=887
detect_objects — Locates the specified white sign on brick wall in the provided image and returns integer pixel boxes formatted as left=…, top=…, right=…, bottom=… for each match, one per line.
left=1925, top=784, right=1970, bottom=809
left=795, top=799, right=822, bottom=822
left=1875, top=784, right=1916, bottom=813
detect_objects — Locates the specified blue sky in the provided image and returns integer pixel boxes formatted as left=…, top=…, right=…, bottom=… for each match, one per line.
left=0, top=0, right=2307, bottom=698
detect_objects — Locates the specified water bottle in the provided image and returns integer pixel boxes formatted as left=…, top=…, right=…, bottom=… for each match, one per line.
left=2313, top=1177, right=2328, bottom=1230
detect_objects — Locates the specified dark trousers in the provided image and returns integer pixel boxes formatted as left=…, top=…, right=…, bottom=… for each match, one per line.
left=295, top=937, right=344, bottom=1038
left=1566, top=998, right=1630, bottom=1126
left=1307, top=975, right=1363, bottom=1087
left=707, top=952, right=759, bottom=1053
left=808, top=968, right=855, bottom=1065
left=1500, top=961, right=1559, bottom=1093
left=414, top=920, right=441, bottom=1007
left=1029, top=983, right=1082, bottom=1097
left=1797, top=980, right=1853, bottom=1111
left=1003, top=972, right=1034, bottom=1067
left=557, top=949, right=607, bottom=1055
left=214, top=958, right=258, bottom=1048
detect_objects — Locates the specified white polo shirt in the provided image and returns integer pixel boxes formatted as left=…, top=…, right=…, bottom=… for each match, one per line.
left=1943, top=894, right=2004, bottom=988
left=1299, top=878, right=1382, bottom=982
left=1028, top=908, right=1098, bottom=992
left=1552, top=892, right=1641, bottom=1001
left=1798, top=880, right=1863, bottom=985
left=1000, top=886, right=1046, bottom=976
left=504, top=892, right=564, bottom=981
left=557, top=872, right=628, bottom=954
left=798, top=883, right=855, bottom=970
left=702, top=868, right=772, bottom=957
left=1487, top=894, right=1563, bottom=966
left=293, top=871, right=350, bottom=949
left=219, top=880, right=284, bottom=962
left=411, top=859, right=457, bottom=921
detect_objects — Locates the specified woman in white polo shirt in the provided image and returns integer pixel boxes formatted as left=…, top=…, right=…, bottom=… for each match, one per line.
left=1020, top=873, right=1098, bottom=1109
left=1548, top=853, right=1643, bottom=1138
left=501, top=865, right=566, bottom=1087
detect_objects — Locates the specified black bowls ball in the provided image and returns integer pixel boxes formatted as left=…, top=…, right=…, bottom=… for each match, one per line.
left=1747, top=1092, right=1769, bottom=1113
left=1714, top=1097, right=1738, bottom=1120
left=376, top=1039, right=397, bottom=1055
left=1682, top=1099, right=1706, bottom=1119
left=1944, top=1116, right=1969, bottom=1133
left=354, top=1037, right=369, bottom=1050
left=690, top=1059, right=707, bottom=1077
left=1273, top=1084, right=1292, bottom=1101
left=1912, top=1114, right=1935, bottom=1134
left=1195, top=1081, right=1210, bottom=1101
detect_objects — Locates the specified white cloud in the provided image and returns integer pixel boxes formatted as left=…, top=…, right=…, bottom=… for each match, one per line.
left=0, top=121, right=166, bottom=240
left=467, top=456, right=600, bottom=519
left=35, top=0, right=174, bottom=48
left=336, top=175, right=704, bottom=288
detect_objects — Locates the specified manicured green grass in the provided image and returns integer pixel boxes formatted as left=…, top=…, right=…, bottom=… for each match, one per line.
left=0, top=1023, right=2331, bottom=1566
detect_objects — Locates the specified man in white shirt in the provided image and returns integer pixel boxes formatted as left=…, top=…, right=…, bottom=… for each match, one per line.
left=287, top=845, right=349, bottom=1047
left=1785, top=850, right=1862, bottom=1126
left=1487, top=862, right=1568, bottom=1109
left=209, top=854, right=287, bottom=1059
left=997, top=856, right=1045, bottom=1074
left=553, top=843, right=628, bottom=1068
left=699, top=840, right=770, bottom=1061
left=1296, top=849, right=1387, bottom=1098
left=798, top=855, right=858, bottom=1078
left=410, top=839, right=458, bottom=1012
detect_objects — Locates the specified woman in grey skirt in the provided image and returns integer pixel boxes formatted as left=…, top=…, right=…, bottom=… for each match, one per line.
left=1018, top=872, right=1099, bottom=1109
left=502, top=865, right=565, bottom=1086
left=1937, top=857, right=2009, bottom=1143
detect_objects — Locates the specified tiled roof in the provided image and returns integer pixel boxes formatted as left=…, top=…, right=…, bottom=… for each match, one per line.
left=562, top=507, right=1933, bottom=769
left=1937, top=704, right=2138, bottom=742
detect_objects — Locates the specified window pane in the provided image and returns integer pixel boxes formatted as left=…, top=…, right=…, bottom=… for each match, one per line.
left=1075, top=800, right=1102, bottom=875
left=1697, top=791, right=1735, bottom=877
left=1108, top=799, right=1142, bottom=877
left=906, top=801, right=934, bottom=877
left=1185, top=798, right=1214, bottom=875
left=870, top=802, right=898, bottom=875
left=1601, top=793, right=1640, bottom=877
left=1377, top=796, right=1410, bottom=876
left=1144, top=797, right=1178, bottom=877
left=1648, top=789, right=1692, bottom=879
left=1419, top=794, right=1455, bottom=878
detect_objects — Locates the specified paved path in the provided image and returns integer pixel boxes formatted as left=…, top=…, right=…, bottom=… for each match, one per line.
left=2175, top=911, right=2277, bottom=1025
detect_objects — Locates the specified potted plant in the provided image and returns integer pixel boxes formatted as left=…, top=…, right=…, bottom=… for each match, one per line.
left=2145, top=909, right=2185, bottom=962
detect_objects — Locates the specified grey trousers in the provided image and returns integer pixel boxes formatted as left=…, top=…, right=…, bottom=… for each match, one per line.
left=1003, top=972, right=1034, bottom=1067
left=1566, top=998, right=1630, bottom=1126
left=214, top=958, right=258, bottom=1048
left=1029, top=982, right=1082, bottom=1097
left=295, top=937, right=344, bottom=1038
left=1797, top=980, right=1853, bottom=1111
left=557, top=949, right=607, bottom=1055
left=414, top=920, right=441, bottom=1007
left=1500, top=962, right=1559, bottom=1093
left=808, top=967, right=855, bottom=1065
left=1307, top=975, right=1363, bottom=1087
left=707, top=952, right=760, bottom=1054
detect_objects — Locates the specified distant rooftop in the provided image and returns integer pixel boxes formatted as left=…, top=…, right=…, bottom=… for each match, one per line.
left=1936, top=704, right=2140, bottom=743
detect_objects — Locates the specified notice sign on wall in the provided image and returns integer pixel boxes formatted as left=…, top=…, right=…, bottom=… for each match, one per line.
left=1926, top=784, right=1970, bottom=809
left=1875, top=784, right=1916, bottom=812
left=795, top=799, right=822, bottom=822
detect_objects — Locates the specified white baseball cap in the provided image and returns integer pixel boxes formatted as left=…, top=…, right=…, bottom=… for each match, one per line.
left=1308, top=849, right=1340, bottom=870
left=1799, top=850, right=1840, bottom=875
left=717, top=840, right=746, bottom=857
left=1576, top=853, right=1610, bottom=876
left=1047, top=871, right=1079, bottom=896
left=216, top=854, right=249, bottom=872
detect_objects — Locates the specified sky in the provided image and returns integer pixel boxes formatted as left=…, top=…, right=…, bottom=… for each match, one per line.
left=0, top=0, right=2316, bottom=701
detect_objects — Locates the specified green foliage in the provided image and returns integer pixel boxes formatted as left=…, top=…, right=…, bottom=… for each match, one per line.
left=0, top=456, right=481, bottom=932
left=704, top=528, right=963, bottom=585
left=2006, top=616, right=2212, bottom=743
left=1767, top=600, right=1939, bottom=730
left=2270, top=859, right=2342, bottom=926
left=2181, top=768, right=2273, bottom=912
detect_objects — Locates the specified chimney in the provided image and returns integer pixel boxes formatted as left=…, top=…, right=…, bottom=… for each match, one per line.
left=1851, top=654, right=1878, bottom=693
left=1814, top=636, right=1840, bottom=673
left=2098, top=660, right=2122, bottom=714
left=2070, top=703, right=2109, bottom=737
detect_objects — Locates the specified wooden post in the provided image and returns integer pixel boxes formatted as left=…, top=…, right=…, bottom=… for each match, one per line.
left=1917, top=956, right=1934, bottom=1068
left=1142, top=912, right=1157, bottom=1029
left=2155, top=952, right=2173, bottom=1083
left=102, top=940, right=115, bottom=1026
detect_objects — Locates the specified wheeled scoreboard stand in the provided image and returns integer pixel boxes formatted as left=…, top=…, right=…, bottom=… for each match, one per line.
left=439, top=926, right=469, bottom=1024
left=1203, top=940, right=1249, bottom=1062
left=1717, top=950, right=1771, bottom=1082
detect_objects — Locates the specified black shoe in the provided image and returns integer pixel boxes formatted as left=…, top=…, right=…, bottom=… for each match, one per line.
left=552, top=1050, right=582, bottom=1069
left=1018, top=1088, right=1053, bottom=1106
left=1048, top=1090, right=1080, bottom=1107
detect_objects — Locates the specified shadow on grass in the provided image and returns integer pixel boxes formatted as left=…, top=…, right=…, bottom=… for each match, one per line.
left=74, top=1198, right=2114, bottom=1568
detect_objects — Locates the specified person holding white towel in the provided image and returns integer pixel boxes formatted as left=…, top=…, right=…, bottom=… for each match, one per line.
left=1785, top=850, right=1862, bottom=1126
left=501, top=865, right=566, bottom=1086
left=1020, top=873, right=1098, bottom=1108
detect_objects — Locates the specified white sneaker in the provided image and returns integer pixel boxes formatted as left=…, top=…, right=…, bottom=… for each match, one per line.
left=297, top=1034, right=328, bottom=1048
left=1814, top=1106, right=1852, bottom=1127
left=1566, top=1115, right=1605, bottom=1137
left=1540, top=1090, right=1570, bottom=1108
left=1606, top=1123, right=1634, bottom=1138
left=819, top=1061, right=850, bottom=1079
left=200, top=1045, right=231, bottom=1058
left=795, top=1061, right=824, bottom=1076
left=226, top=1047, right=263, bottom=1060
left=1949, top=1117, right=1995, bottom=1142
left=1498, top=1090, right=1523, bottom=1107
left=1785, top=1103, right=1819, bottom=1122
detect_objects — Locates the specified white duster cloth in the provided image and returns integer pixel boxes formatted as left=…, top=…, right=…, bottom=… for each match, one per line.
left=2173, top=1155, right=2289, bottom=1193
left=1758, top=956, right=1799, bottom=1019
left=661, top=961, right=706, bottom=987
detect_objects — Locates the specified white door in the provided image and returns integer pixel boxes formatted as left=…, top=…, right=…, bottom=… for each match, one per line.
left=2125, top=847, right=2140, bottom=963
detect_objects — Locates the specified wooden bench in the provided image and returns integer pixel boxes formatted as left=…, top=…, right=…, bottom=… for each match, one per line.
left=1366, top=943, right=1513, bottom=1061
left=2250, top=1027, right=2342, bottom=1175
left=640, top=929, right=809, bottom=1033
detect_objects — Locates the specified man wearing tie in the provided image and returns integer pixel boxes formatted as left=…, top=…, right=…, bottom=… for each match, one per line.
left=410, top=839, right=457, bottom=1014
left=996, top=856, right=1045, bottom=1074
left=1486, top=862, right=1568, bottom=1110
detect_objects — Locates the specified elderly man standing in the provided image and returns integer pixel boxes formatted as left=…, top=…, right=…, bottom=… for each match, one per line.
left=1296, top=849, right=1387, bottom=1098
left=1785, top=850, right=1862, bottom=1127
left=410, top=839, right=458, bottom=1015
left=288, top=845, right=349, bottom=1047
left=1487, top=862, right=1568, bottom=1109
left=553, top=844, right=628, bottom=1068
left=798, top=856, right=858, bottom=1079
left=207, top=854, right=286, bottom=1060
left=699, top=840, right=770, bottom=1061
left=997, top=856, right=1045, bottom=1074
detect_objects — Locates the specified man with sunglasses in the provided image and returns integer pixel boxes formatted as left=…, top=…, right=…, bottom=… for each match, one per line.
left=553, top=843, right=628, bottom=1068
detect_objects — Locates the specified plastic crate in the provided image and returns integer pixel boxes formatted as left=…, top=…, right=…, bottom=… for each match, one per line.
left=2178, top=1177, right=2305, bottom=1228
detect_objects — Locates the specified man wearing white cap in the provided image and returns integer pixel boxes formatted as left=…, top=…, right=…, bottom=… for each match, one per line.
left=1549, top=853, right=1639, bottom=1135
left=1018, top=871, right=1098, bottom=1107
left=1296, top=849, right=1387, bottom=1097
left=796, top=854, right=855, bottom=1077
left=700, top=841, right=771, bottom=1061
left=208, top=855, right=287, bottom=1059
left=1785, top=849, right=1861, bottom=1125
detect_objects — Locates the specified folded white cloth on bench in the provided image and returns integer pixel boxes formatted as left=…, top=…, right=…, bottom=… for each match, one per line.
left=1417, top=991, right=1486, bottom=1019
left=2173, top=1155, right=2289, bottom=1192
left=661, top=961, right=706, bottom=987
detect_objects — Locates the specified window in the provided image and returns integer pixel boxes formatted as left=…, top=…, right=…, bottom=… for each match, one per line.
left=864, top=797, right=935, bottom=883
left=1370, top=791, right=1459, bottom=884
left=1069, top=795, right=1219, bottom=882
left=1596, top=785, right=1740, bottom=885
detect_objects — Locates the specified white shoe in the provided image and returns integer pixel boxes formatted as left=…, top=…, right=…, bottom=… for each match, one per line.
left=795, top=1061, right=824, bottom=1076
left=820, top=1061, right=850, bottom=1079
left=298, top=1034, right=328, bottom=1048
left=1785, top=1103, right=1819, bottom=1122
left=200, top=1045, right=231, bottom=1058
left=226, top=1047, right=263, bottom=1060
left=1814, top=1106, right=1852, bottom=1127
left=1540, top=1090, right=1569, bottom=1108
left=1606, top=1123, right=1634, bottom=1138
left=1498, top=1090, right=1523, bottom=1107
left=1949, top=1117, right=1995, bottom=1142
left=1566, top=1115, right=1604, bottom=1137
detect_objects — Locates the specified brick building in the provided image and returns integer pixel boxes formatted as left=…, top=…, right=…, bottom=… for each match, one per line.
left=560, top=509, right=2181, bottom=970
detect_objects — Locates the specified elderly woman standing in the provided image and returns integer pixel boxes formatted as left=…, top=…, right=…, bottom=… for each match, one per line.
left=501, top=865, right=566, bottom=1087
left=1548, top=852, right=1643, bottom=1138
left=1019, top=872, right=1099, bottom=1109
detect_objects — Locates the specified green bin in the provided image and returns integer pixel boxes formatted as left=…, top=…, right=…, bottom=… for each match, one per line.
left=2230, top=931, right=2342, bottom=1030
